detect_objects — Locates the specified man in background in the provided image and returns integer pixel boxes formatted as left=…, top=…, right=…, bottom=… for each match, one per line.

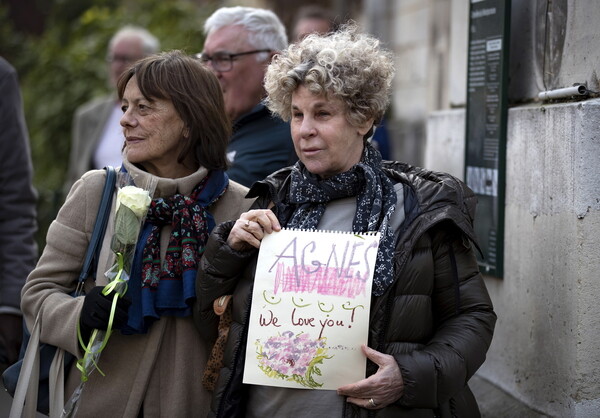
left=292, top=5, right=338, bottom=41
left=200, top=6, right=296, bottom=187
left=65, top=25, right=159, bottom=191
left=0, top=57, right=38, bottom=374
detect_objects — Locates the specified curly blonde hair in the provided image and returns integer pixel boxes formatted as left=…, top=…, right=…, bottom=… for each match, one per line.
left=264, top=24, right=394, bottom=129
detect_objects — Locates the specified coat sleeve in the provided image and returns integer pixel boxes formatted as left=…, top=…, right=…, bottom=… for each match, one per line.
left=21, top=171, right=106, bottom=357
left=395, top=224, right=497, bottom=408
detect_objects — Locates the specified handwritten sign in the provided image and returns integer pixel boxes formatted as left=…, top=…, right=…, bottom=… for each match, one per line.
left=243, top=228, right=380, bottom=390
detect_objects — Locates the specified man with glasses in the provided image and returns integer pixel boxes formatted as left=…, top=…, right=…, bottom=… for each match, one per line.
left=65, top=25, right=159, bottom=191
left=200, top=6, right=296, bottom=187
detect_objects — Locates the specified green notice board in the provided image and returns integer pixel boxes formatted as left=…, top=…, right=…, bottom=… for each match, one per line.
left=465, top=0, right=511, bottom=277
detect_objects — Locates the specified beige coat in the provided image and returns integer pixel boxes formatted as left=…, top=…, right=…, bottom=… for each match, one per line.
left=22, top=159, right=253, bottom=417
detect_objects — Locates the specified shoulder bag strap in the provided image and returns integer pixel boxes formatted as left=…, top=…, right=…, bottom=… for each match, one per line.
left=9, top=315, right=42, bottom=418
left=48, top=345, right=66, bottom=418
left=77, top=166, right=117, bottom=289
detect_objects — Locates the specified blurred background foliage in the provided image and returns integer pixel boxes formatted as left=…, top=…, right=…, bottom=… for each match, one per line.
left=1, top=0, right=216, bottom=250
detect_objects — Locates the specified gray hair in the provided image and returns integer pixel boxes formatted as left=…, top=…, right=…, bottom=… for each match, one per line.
left=204, top=6, right=288, bottom=61
left=109, top=25, right=160, bottom=56
left=264, top=24, right=394, bottom=128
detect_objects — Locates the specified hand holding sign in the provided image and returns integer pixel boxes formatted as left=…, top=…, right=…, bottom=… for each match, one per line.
left=336, top=345, right=404, bottom=409
left=228, top=209, right=281, bottom=251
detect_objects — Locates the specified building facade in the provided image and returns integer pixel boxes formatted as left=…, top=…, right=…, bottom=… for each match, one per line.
left=360, top=0, right=600, bottom=416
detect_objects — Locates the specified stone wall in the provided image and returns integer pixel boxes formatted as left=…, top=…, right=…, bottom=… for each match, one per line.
left=426, top=100, right=600, bottom=417
left=363, top=1, right=600, bottom=413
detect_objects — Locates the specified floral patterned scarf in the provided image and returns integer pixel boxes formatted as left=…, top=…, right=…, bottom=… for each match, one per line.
left=279, top=143, right=397, bottom=296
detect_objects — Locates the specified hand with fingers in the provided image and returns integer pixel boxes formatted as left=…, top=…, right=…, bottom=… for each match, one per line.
left=227, top=209, right=282, bottom=251
left=337, top=345, right=404, bottom=409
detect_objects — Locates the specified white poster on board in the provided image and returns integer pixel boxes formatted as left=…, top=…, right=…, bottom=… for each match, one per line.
left=243, top=228, right=380, bottom=390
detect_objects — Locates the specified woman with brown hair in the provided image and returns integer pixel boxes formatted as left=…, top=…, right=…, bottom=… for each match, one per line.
left=21, top=50, right=252, bottom=417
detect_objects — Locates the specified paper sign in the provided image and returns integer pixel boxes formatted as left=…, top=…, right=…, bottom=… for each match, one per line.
left=243, top=228, right=380, bottom=390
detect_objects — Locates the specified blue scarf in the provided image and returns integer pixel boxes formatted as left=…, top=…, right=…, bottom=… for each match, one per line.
left=122, top=170, right=228, bottom=334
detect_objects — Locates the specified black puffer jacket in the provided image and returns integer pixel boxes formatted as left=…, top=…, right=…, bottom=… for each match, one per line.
left=195, top=162, right=496, bottom=417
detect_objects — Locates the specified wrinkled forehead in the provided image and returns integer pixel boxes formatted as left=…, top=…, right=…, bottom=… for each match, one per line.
left=291, top=85, right=344, bottom=109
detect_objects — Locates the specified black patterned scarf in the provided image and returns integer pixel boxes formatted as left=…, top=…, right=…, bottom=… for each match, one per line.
left=279, top=143, right=397, bottom=296
left=141, top=175, right=217, bottom=288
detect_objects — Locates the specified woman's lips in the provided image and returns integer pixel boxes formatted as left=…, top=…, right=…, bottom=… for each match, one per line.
left=125, top=136, right=144, bottom=143
left=302, top=147, right=321, bottom=156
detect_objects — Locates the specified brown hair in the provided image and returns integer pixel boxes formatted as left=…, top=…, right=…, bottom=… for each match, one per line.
left=117, top=50, right=230, bottom=170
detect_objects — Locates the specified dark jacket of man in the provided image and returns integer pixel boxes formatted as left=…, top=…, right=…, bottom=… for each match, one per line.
left=226, top=103, right=296, bottom=188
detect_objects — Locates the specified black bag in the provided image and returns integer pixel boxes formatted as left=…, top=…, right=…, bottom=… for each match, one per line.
left=2, top=166, right=116, bottom=415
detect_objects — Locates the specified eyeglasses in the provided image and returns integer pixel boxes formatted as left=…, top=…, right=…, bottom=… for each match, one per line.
left=195, top=49, right=271, bottom=72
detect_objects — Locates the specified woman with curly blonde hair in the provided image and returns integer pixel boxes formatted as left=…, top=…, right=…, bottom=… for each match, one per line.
left=265, top=25, right=393, bottom=132
left=196, top=25, right=496, bottom=417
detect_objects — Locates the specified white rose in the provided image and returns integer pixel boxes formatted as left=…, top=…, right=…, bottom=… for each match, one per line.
left=116, top=185, right=152, bottom=218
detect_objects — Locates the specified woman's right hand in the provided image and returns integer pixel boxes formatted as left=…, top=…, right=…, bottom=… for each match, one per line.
left=227, top=209, right=281, bottom=251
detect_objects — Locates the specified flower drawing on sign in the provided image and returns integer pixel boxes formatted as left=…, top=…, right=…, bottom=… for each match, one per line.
left=255, top=331, right=332, bottom=388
